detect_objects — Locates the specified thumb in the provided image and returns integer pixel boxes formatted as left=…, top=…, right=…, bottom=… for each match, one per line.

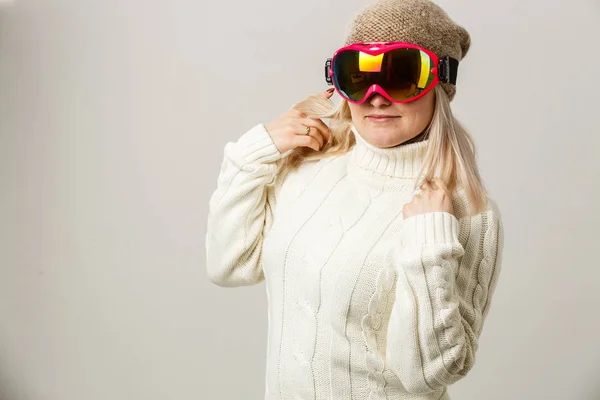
left=320, top=87, right=335, bottom=98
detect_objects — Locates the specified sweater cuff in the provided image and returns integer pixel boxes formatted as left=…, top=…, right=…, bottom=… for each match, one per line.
left=402, top=212, right=460, bottom=248
left=234, top=124, right=292, bottom=165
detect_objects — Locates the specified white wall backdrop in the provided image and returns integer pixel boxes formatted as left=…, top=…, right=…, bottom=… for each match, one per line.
left=1, top=0, right=599, bottom=399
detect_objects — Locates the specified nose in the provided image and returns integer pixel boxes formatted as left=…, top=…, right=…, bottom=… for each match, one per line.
left=367, top=92, right=391, bottom=107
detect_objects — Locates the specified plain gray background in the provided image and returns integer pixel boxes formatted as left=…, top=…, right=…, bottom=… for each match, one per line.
left=1, top=0, right=599, bottom=399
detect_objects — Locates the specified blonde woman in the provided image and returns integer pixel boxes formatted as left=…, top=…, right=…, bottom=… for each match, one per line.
left=205, top=0, right=504, bottom=399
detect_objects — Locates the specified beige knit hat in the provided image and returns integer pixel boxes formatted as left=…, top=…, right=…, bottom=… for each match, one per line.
left=343, top=0, right=471, bottom=101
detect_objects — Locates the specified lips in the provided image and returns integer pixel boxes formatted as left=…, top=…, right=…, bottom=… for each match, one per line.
left=366, top=115, right=399, bottom=122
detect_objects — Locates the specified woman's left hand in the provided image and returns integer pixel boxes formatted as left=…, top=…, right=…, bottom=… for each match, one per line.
left=403, top=178, right=454, bottom=218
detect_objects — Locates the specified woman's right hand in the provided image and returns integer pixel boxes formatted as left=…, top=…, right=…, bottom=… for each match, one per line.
left=264, top=88, right=334, bottom=154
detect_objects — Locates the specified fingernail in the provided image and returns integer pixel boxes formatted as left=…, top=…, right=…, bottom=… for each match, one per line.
left=326, top=87, right=335, bottom=92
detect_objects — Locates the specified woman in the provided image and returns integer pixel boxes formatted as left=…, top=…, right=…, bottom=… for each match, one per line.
left=205, top=0, right=504, bottom=399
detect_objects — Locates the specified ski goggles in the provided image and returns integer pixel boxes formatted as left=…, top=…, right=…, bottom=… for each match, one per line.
left=324, top=41, right=460, bottom=104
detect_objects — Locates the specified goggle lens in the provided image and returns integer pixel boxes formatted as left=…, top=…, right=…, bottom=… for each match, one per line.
left=332, top=48, right=436, bottom=103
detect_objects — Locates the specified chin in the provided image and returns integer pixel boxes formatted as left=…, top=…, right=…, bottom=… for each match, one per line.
left=366, top=134, right=404, bottom=148
left=360, top=127, right=401, bottom=143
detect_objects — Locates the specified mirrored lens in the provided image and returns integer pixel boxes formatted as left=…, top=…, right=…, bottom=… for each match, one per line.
left=332, top=48, right=435, bottom=102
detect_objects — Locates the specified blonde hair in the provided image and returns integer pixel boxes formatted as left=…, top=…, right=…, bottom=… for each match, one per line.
left=275, top=85, right=489, bottom=216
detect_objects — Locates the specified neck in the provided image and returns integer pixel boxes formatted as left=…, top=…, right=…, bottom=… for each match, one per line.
left=397, top=128, right=429, bottom=145
left=347, top=124, right=429, bottom=190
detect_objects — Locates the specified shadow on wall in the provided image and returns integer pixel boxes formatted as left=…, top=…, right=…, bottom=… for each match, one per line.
left=582, top=376, right=600, bottom=400
left=0, top=360, right=29, bottom=400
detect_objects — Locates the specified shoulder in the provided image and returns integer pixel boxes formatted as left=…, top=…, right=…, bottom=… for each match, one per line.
left=450, top=188, right=503, bottom=248
left=452, top=189, right=504, bottom=240
left=451, top=187, right=502, bottom=222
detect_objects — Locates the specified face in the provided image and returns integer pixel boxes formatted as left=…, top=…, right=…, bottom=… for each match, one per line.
left=347, top=89, right=436, bottom=148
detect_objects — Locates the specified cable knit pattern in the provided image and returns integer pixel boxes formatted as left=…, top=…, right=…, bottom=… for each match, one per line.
left=292, top=250, right=321, bottom=400
left=387, top=210, right=503, bottom=394
left=361, top=265, right=396, bottom=399
left=205, top=123, right=504, bottom=400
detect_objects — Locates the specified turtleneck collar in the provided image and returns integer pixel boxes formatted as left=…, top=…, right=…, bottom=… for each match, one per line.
left=347, top=124, right=429, bottom=189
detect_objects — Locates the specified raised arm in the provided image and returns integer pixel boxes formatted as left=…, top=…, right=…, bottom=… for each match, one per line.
left=205, top=123, right=290, bottom=287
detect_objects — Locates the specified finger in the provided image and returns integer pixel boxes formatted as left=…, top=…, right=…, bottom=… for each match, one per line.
left=289, top=108, right=306, bottom=118
left=301, top=117, right=331, bottom=144
left=320, top=87, right=335, bottom=98
left=422, top=178, right=436, bottom=191
left=430, top=178, right=447, bottom=191
left=306, top=126, right=324, bottom=149
left=293, top=134, right=321, bottom=152
left=296, top=124, right=324, bottom=149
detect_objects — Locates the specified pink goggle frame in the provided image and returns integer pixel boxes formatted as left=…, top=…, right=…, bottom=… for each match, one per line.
left=324, top=41, right=460, bottom=104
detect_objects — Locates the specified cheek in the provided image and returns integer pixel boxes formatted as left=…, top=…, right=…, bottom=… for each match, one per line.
left=418, top=106, right=434, bottom=125
left=412, top=98, right=435, bottom=127
left=348, top=105, right=365, bottom=124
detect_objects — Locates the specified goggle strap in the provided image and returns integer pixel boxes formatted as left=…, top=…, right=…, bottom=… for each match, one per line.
left=325, top=58, right=333, bottom=85
left=438, top=56, right=459, bottom=85
left=325, top=56, right=460, bottom=86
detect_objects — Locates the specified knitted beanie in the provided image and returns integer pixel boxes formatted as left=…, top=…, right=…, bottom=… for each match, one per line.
left=343, top=0, right=471, bottom=101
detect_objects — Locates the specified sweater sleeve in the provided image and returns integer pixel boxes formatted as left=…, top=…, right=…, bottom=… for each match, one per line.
left=205, top=123, right=292, bottom=287
left=385, top=204, right=504, bottom=394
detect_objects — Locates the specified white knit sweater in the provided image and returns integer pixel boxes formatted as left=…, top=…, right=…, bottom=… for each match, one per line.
left=205, top=123, right=504, bottom=400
